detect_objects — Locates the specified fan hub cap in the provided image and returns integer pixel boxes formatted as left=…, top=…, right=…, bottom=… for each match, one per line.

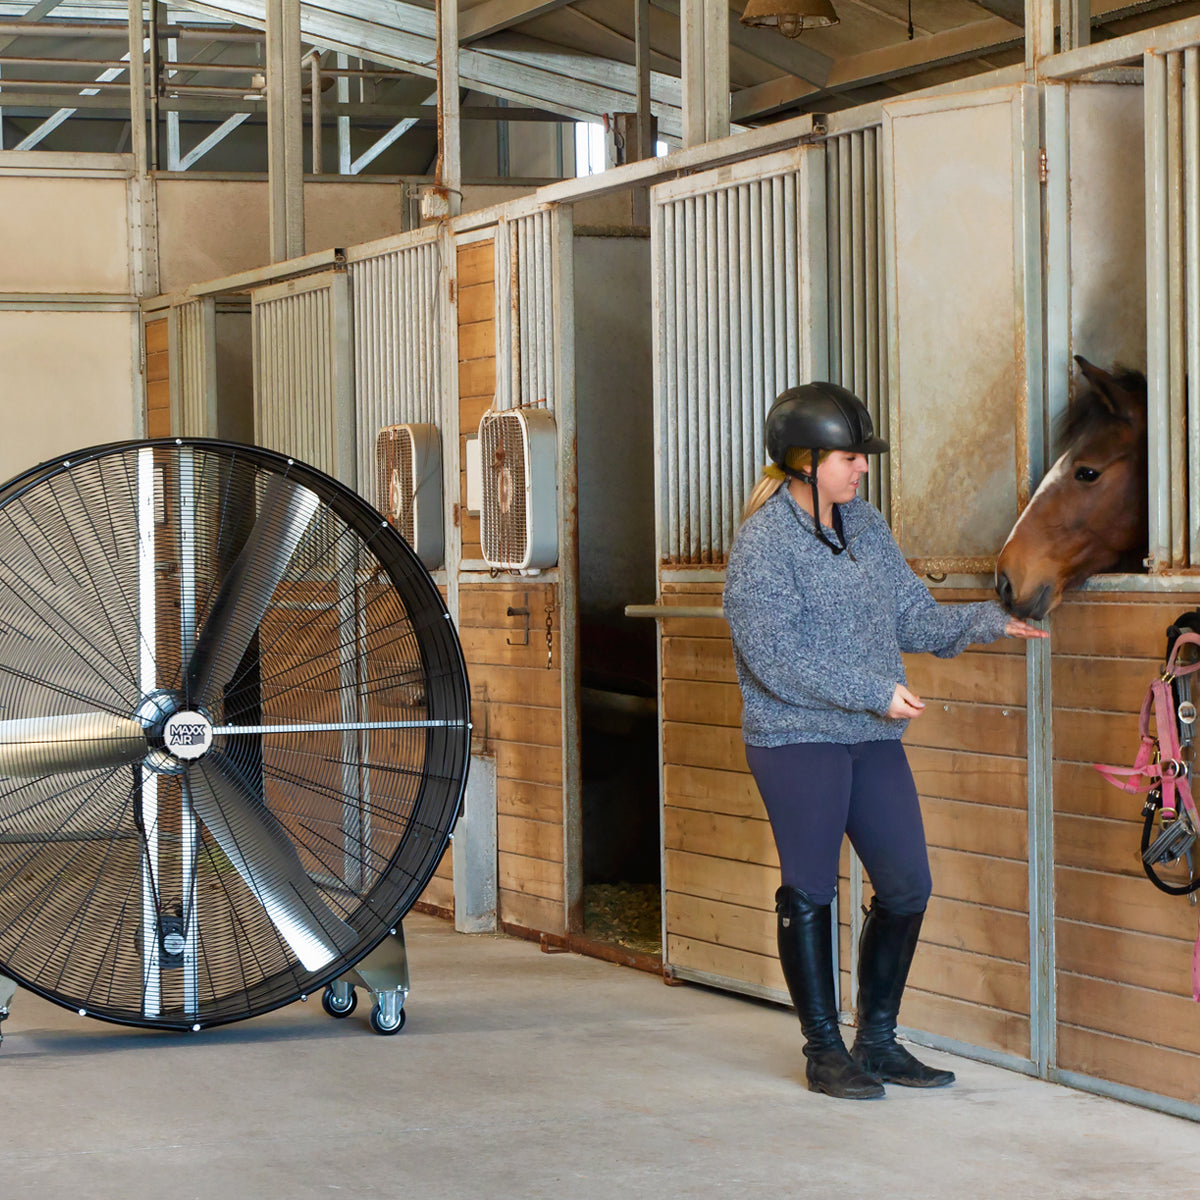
left=163, top=711, right=213, bottom=761
left=136, top=690, right=213, bottom=774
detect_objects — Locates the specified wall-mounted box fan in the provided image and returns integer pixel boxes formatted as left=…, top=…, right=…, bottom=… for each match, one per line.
left=478, top=407, right=557, bottom=573
left=375, top=423, right=444, bottom=570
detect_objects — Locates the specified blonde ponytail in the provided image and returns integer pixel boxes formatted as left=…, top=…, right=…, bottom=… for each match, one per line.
left=741, top=448, right=829, bottom=522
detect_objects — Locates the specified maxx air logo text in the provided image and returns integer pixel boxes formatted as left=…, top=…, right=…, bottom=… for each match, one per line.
left=163, top=711, right=213, bottom=760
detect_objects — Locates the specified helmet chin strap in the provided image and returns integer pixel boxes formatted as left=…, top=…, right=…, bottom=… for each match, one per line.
left=784, top=462, right=847, bottom=555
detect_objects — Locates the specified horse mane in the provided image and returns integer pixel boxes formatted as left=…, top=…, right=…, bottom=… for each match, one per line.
left=1057, top=367, right=1147, bottom=451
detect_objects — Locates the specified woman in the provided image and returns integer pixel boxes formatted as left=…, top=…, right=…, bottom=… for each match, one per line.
left=723, top=383, right=1046, bottom=1101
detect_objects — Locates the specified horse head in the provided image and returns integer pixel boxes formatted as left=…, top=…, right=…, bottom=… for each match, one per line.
left=995, top=357, right=1147, bottom=621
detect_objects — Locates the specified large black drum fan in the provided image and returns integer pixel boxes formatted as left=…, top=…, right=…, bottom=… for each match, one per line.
left=0, top=439, right=469, bottom=1035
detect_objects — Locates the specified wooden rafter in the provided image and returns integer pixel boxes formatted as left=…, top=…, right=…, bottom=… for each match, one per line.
left=459, top=0, right=577, bottom=44
left=731, top=16, right=1021, bottom=120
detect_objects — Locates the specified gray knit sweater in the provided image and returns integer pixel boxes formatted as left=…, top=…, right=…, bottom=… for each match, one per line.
left=723, top=487, right=1011, bottom=746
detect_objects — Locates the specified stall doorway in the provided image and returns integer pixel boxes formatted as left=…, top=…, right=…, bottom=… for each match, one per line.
left=574, top=229, right=660, bottom=959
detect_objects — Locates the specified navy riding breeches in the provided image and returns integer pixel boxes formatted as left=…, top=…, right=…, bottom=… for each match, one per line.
left=744, top=739, right=932, bottom=916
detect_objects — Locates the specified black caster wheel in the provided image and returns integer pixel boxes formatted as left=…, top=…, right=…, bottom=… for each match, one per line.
left=369, top=1003, right=406, bottom=1035
left=321, top=986, right=358, bottom=1018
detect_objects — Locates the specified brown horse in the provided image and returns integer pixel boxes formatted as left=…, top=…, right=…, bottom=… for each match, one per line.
left=995, top=357, right=1147, bottom=620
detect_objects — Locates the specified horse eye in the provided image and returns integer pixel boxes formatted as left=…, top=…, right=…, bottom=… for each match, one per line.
left=1074, top=466, right=1101, bottom=483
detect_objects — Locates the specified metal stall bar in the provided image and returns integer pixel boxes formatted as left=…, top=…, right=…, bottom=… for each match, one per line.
left=1188, top=50, right=1200, bottom=564
left=663, top=201, right=680, bottom=564
left=137, top=446, right=160, bottom=1018
left=1146, top=50, right=1173, bottom=569
left=178, top=446, right=200, bottom=1015
left=1168, top=51, right=1188, bottom=567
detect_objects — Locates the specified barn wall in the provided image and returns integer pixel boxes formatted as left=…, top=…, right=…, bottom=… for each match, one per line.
left=0, top=174, right=130, bottom=294
left=0, top=163, right=139, bottom=481
left=0, top=310, right=138, bottom=480
left=1051, top=592, right=1200, bottom=1107
left=156, top=179, right=542, bottom=293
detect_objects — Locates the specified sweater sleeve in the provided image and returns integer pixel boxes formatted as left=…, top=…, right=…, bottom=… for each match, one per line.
left=874, top=528, right=1012, bottom=657
left=723, top=548, right=897, bottom=716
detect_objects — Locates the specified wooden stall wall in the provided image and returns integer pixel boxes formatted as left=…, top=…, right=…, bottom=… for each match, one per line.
left=660, top=575, right=1031, bottom=1057
left=899, top=589, right=1031, bottom=1059
left=145, top=318, right=170, bottom=437
left=451, top=235, right=567, bottom=937
left=1052, top=593, right=1200, bottom=1107
left=659, top=579, right=786, bottom=994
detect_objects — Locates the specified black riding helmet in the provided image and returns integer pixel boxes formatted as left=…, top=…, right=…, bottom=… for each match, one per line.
left=765, top=383, right=889, bottom=554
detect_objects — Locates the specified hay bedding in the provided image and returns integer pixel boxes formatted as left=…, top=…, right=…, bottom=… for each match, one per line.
left=583, top=882, right=661, bottom=956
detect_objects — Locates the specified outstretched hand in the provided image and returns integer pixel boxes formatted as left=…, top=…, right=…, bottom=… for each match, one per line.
left=887, top=684, right=926, bottom=720
left=1005, top=618, right=1049, bottom=640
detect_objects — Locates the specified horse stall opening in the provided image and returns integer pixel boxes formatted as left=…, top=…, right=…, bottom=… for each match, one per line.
left=649, top=89, right=1046, bottom=1071
left=451, top=204, right=658, bottom=951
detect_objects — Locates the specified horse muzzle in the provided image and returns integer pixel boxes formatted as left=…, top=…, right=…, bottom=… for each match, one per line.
left=995, top=567, right=1055, bottom=621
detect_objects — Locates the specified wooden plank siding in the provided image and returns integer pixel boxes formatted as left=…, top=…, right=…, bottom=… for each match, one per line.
left=145, top=317, right=170, bottom=438
left=660, top=577, right=1033, bottom=1062
left=459, top=581, right=566, bottom=934
left=457, top=239, right=494, bottom=561
left=1051, top=592, right=1200, bottom=1106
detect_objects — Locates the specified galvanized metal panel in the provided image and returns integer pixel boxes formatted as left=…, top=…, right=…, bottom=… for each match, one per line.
left=651, top=149, right=825, bottom=564
left=493, top=211, right=557, bottom=417
left=825, top=128, right=889, bottom=516
left=348, top=234, right=444, bottom=493
left=174, top=298, right=217, bottom=439
left=883, top=88, right=1029, bottom=567
left=251, top=270, right=354, bottom=487
left=1145, top=49, right=1200, bottom=567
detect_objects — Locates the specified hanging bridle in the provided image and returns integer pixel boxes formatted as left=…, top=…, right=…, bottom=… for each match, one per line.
left=1095, top=630, right=1200, bottom=1001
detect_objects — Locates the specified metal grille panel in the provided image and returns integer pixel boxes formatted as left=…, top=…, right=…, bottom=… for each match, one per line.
left=1146, top=49, right=1200, bottom=567
left=826, top=128, right=889, bottom=517
left=252, top=273, right=353, bottom=488
left=496, top=211, right=556, bottom=414
left=653, top=168, right=808, bottom=564
left=176, top=299, right=214, bottom=439
left=350, top=237, right=443, bottom=491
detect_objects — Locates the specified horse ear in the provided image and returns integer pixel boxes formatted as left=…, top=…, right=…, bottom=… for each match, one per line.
left=1073, top=355, right=1127, bottom=418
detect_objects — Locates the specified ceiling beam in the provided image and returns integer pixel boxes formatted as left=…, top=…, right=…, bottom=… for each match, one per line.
left=967, top=0, right=1025, bottom=25
left=459, top=0, right=575, bottom=44
left=175, top=0, right=688, bottom=137
left=651, top=0, right=831, bottom=87
left=731, top=15, right=1021, bottom=120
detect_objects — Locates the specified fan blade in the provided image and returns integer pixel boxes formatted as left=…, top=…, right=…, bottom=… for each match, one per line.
left=0, top=712, right=147, bottom=777
left=182, top=752, right=356, bottom=972
left=185, top=477, right=320, bottom=703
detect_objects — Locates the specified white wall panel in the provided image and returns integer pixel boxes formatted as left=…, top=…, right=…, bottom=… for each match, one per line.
left=0, top=311, right=136, bottom=480
left=0, top=177, right=130, bottom=294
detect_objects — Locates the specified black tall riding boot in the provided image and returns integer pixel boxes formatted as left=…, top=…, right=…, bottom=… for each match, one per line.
left=850, top=899, right=955, bottom=1087
left=776, top=886, right=884, bottom=1100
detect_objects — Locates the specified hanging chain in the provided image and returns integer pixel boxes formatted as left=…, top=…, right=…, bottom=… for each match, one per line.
left=545, top=586, right=555, bottom=670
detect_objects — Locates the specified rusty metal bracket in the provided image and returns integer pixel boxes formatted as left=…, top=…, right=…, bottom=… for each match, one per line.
left=506, top=592, right=530, bottom=646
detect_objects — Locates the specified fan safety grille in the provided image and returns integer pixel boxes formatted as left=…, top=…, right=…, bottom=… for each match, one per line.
left=480, top=411, right=528, bottom=569
left=375, top=425, right=416, bottom=548
left=0, top=440, right=469, bottom=1030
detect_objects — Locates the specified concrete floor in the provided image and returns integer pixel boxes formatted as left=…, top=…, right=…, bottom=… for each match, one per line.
left=2, top=913, right=1197, bottom=1200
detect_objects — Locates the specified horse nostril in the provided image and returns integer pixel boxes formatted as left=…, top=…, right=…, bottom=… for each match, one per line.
left=996, top=571, right=1014, bottom=608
